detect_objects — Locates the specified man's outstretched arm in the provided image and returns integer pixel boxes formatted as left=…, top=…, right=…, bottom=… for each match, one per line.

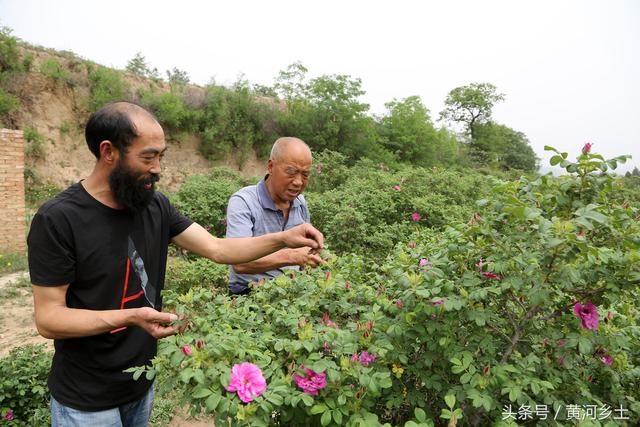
left=171, top=222, right=323, bottom=265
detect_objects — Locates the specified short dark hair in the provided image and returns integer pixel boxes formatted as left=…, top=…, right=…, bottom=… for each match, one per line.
left=84, top=101, right=157, bottom=159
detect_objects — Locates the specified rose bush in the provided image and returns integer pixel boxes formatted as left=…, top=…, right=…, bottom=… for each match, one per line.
left=133, top=146, right=639, bottom=425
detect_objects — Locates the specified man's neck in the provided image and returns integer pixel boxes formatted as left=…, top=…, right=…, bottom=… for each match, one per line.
left=264, top=177, right=291, bottom=213
left=82, top=167, right=122, bottom=209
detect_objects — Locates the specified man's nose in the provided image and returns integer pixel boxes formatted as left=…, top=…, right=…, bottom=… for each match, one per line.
left=150, top=158, right=162, bottom=175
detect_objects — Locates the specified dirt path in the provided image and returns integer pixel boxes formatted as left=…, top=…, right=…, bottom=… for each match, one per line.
left=0, top=271, right=52, bottom=357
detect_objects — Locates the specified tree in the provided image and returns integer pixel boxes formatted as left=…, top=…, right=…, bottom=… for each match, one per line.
left=273, top=62, right=308, bottom=100
left=472, top=122, right=538, bottom=172
left=166, top=67, right=190, bottom=87
left=273, top=63, right=376, bottom=159
left=125, top=52, right=159, bottom=80
left=440, top=82, right=505, bottom=140
left=379, top=96, right=439, bottom=165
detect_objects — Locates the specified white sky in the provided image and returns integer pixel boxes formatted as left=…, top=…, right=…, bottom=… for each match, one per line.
left=1, top=0, right=639, bottom=172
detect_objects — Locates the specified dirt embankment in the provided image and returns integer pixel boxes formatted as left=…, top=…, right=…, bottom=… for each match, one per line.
left=8, top=45, right=266, bottom=194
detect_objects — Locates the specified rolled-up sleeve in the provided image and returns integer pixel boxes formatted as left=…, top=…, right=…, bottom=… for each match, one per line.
left=225, top=195, right=254, bottom=238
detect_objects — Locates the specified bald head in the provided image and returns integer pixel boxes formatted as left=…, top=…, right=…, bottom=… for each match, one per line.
left=269, top=137, right=312, bottom=163
left=85, top=101, right=160, bottom=159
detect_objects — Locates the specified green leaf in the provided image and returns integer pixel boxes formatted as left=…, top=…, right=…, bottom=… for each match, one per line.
left=578, top=337, right=593, bottom=354
left=550, top=155, right=562, bottom=166
left=192, top=386, right=212, bottom=399
left=415, top=407, right=427, bottom=422
left=205, top=393, right=221, bottom=412
left=333, top=409, right=343, bottom=425
left=301, top=393, right=314, bottom=406
left=445, top=394, right=456, bottom=409
left=311, top=404, right=327, bottom=415
left=267, top=393, right=283, bottom=405
left=321, top=410, right=332, bottom=426
left=338, top=394, right=347, bottom=406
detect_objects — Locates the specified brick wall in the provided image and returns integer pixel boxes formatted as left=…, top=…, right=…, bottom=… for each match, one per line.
left=0, top=129, right=26, bottom=254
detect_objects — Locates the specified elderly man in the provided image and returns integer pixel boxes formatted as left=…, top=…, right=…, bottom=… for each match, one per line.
left=27, top=103, right=323, bottom=426
left=226, top=137, right=324, bottom=295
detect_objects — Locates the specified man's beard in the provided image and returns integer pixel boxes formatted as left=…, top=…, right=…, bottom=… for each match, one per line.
left=109, top=161, right=160, bottom=212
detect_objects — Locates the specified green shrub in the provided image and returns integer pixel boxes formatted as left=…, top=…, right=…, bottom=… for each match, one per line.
left=0, top=26, right=20, bottom=73
left=198, top=82, right=278, bottom=167
left=0, top=88, right=19, bottom=117
left=0, top=252, right=28, bottom=274
left=171, top=167, right=253, bottom=237
left=306, top=161, right=493, bottom=256
left=140, top=89, right=195, bottom=131
left=23, top=125, right=46, bottom=159
left=21, top=53, right=34, bottom=72
left=0, top=345, right=52, bottom=426
left=88, top=67, right=129, bottom=111
left=24, top=166, right=60, bottom=208
left=166, top=257, right=229, bottom=295
left=134, top=147, right=640, bottom=426
left=39, top=58, right=72, bottom=85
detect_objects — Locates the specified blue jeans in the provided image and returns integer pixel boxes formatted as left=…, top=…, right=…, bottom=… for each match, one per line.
left=51, top=385, right=154, bottom=427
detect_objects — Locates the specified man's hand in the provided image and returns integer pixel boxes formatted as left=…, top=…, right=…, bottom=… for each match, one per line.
left=290, top=247, right=325, bottom=268
left=282, top=223, right=324, bottom=250
left=133, top=307, right=179, bottom=339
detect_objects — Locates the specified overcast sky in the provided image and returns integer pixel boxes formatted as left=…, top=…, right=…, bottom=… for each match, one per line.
left=1, top=0, right=638, bottom=172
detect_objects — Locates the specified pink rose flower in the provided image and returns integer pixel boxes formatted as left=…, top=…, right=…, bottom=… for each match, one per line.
left=226, top=362, right=267, bottom=403
left=558, top=356, right=565, bottom=366
left=411, top=212, right=421, bottom=222
left=582, top=142, right=593, bottom=154
left=351, top=353, right=359, bottom=363
left=573, top=302, right=599, bottom=330
left=292, top=366, right=327, bottom=395
left=419, top=258, right=429, bottom=267
left=359, top=351, right=377, bottom=367
left=395, top=299, right=403, bottom=309
left=600, top=354, right=613, bottom=366
left=322, top=312, right=338, bottom=328
left=393, top=185, right=401, bottom=191
left=431, top=299, right=444, bottom=306
left=3, top=409, right=14, bottom=421
left=482, top=272, right=500, bottom=279
left=181, top=345, right=192, bottom=356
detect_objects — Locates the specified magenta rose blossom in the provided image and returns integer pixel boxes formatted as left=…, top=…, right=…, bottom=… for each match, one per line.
left=359, top=351, right=377, bottom=367
left=431, top=299, right=444, bottom=306
left=411, top=212, right=421, bottom=222
left=600, top=354, right=613, bottom=366
left=419, top=258, right=429, bottom=267
left=573, top=302, right=599, bottom=330
left=226, top=362, right=267, bottom=403
left=582, top=142, right=593, bottom=155
left=395, top=299, right=403, bottom=309
left=181, top=345, right=192, bottom=356
left=393, top=185, right=401, bottom=191
left=482, top=272, right=500, bottom=279
left=3, top=410, right=14, bottom=421
left=292, top=366, right=327, bottom=395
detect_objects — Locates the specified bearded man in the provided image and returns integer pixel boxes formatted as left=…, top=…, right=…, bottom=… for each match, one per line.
left=27, top=102, right=323, bottom=426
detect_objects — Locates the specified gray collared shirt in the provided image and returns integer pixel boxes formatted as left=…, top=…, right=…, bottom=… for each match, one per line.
left=225, top=176, right=309, bottom=294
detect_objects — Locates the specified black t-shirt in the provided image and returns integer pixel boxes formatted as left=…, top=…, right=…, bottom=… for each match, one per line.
left=27, top=182, right=192, bottom=411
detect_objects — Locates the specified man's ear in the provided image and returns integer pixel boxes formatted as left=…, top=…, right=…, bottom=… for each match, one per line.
left=267, top=159, right=274, bottom=174
left=99, top=141, right=119, bottom=165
